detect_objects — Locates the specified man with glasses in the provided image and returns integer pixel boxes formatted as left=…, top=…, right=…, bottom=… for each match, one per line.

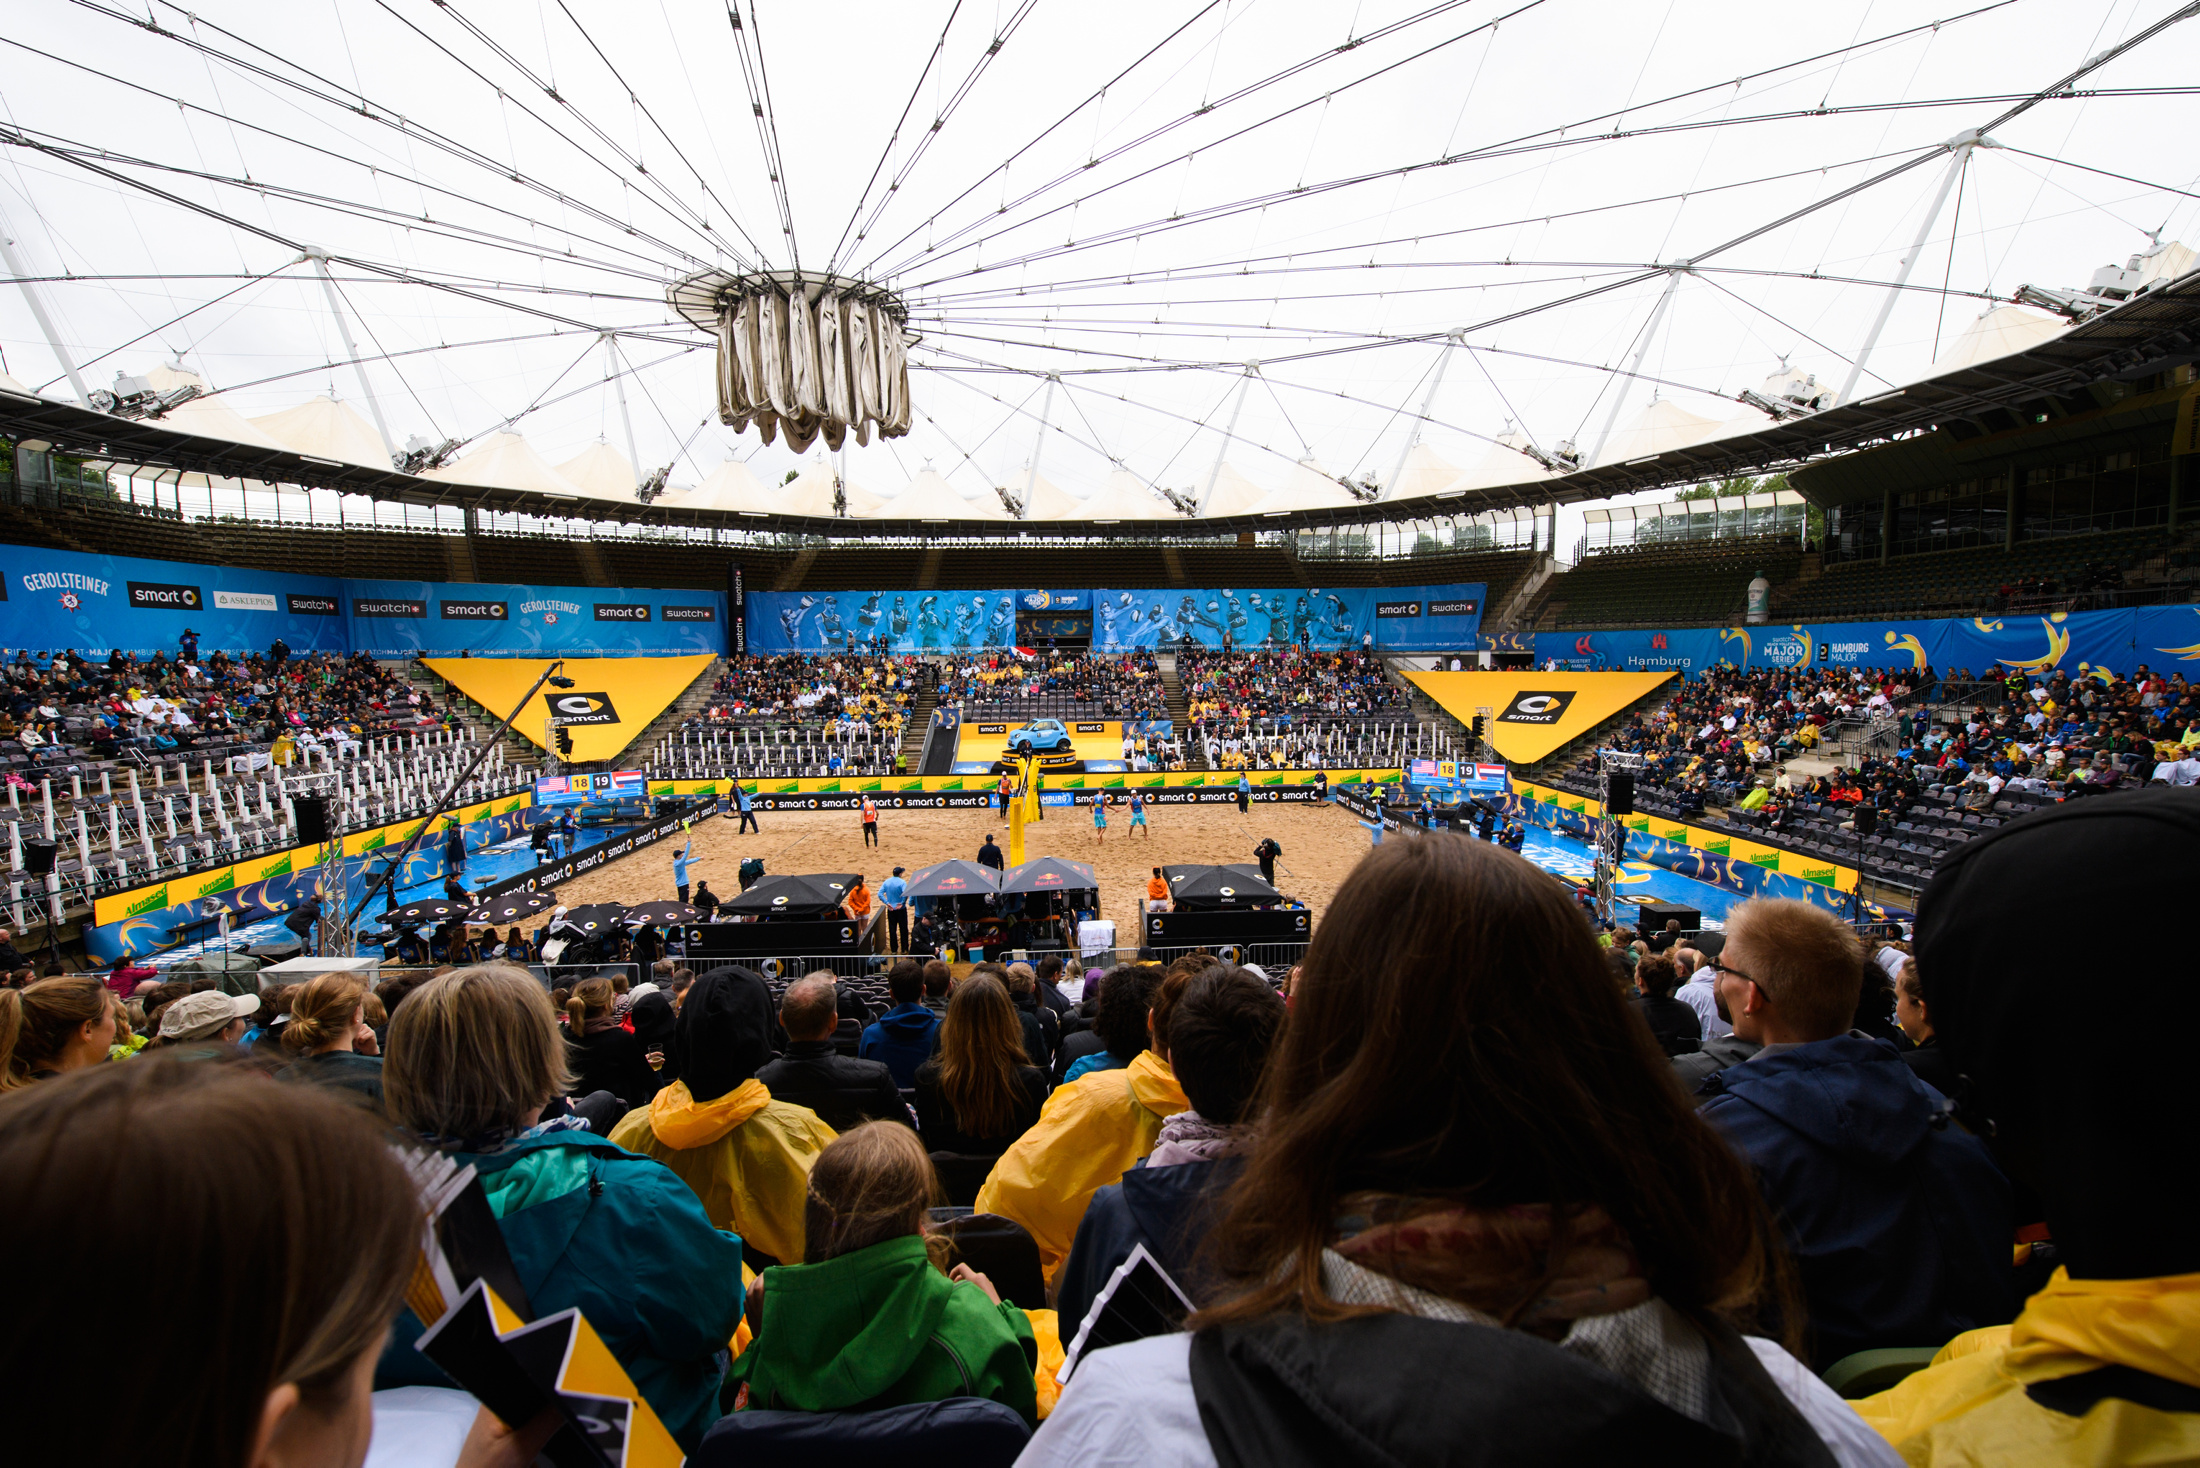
left=1694, top=898, right=2012, bottom=1370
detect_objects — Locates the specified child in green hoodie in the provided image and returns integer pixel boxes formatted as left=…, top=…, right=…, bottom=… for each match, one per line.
left=726, top=1121, right=1040, bottom=1424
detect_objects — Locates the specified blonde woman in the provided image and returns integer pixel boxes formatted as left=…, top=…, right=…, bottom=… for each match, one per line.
left=275, top=972, right=383, bottom=1109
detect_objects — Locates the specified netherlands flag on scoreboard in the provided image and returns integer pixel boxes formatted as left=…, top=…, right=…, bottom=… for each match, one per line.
left=1476, top=763, right=1507, bottom=781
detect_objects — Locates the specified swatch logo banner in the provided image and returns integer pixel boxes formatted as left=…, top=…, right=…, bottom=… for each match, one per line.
left=1498, top=690, right=1578, bottom=726
left=546, top=690, right=620, bottom=725
left=211, top=589, right=278, bottom=612
left=354, top=598, right=426, bottom=618
left=286, top=593, right=340, bottom=616
left=1375, top=600, right=1423, bottom=618
left=1428, top=598, right=1480, bottom=617
left=594, top=603, right=652, bottom=622
left=662, top=605, right=716, bottom=622
left=439, top=599, right=509, bottom=620
left=128, top=581, right=203, bottom=610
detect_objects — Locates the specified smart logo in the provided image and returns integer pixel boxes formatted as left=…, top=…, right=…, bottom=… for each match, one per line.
left=547, top=691, right=620, bottom=726
left=1497, top=690, right=1578, bottom=726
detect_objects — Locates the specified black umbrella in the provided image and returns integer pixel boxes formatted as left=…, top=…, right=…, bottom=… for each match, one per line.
left=1161, top=863, right=1282, bottom=909
left=723, top=873, right=858, bottom=920
left=625, top=901, right=699, bottom=927
left=902, top=859, right=1002, bottom=898
left=389, top=896, right=472, bottom=927
left=999, top=856, right=1097, bottom=895
left=478, top=890, right=558, bottom=924
left=551, top=902, right=628, bottom=937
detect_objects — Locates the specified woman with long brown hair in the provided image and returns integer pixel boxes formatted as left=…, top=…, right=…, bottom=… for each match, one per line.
left=1024, top=835, right=1901, bottom=1468
left=563, top=976, right=660, bottom=1112
left=912, top=974, right=1047, bottom=1157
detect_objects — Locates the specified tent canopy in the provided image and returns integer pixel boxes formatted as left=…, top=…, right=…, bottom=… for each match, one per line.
left=250, top=395, right=391, bottom=468
left=1193, top=461, right=1266, bottom=518
left=1082, top=469, right=1183, bottom=521
left=723, top=873, right=858, bottom=918
left=1592, top=398, right=1725, bottom=468
left=1924, top=305, right=2069, bottom=376
left=903, top=858, right=1003, bottom=898
left=1246, top=458, right=1358, bottom=516
left=1161, top=863, right=1282, bottom=908
left=424, top=432, right=584, bottom=498
left=863, top=467, right=1009, bottom=520
left=554, top=441, right=638, bottom=500
left=1009, top=469, right=1085, bottom=521
left=661, top=456, right=776, bottom=513
left=999, top=856, right=1098, bottom=895
left=1381, top=442, right=1461, bottom=502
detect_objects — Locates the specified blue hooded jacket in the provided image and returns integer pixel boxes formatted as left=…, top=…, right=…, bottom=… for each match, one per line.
left=1698, top=1035, right=2012, bottom=1367
left=375, top=1127, right=747, bottom=1450
left=1055, top=1157, right=1243, bottom=1335
left=859, top=1002, right=941, bottom=1088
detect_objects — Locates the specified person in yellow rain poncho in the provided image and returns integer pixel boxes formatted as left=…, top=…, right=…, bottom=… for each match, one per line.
left=976, top=969, right=1188, bottom=1281
left=1852, top=790, right=2200, bottom=1464
left=610, top=965, right=838, bottom=1268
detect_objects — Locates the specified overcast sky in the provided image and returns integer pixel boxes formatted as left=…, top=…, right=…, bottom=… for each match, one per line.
left=2, top=0, right=2196, bottom=550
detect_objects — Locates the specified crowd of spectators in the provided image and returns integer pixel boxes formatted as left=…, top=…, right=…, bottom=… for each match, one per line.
left=0, top=641, right=438, bottom=769
left=1180, top=648, right=1404, bottom=722
left=695, top=653, right=917, bottom=735
left=5, top=794, right=2196, bottom=1466
left=942, top=651, right=1165, bottom=720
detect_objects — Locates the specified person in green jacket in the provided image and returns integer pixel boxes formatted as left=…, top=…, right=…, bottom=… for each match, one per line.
left=377, top=964, right=748, bottom=1452
left=727, top=1121, right=1038, bottom=1424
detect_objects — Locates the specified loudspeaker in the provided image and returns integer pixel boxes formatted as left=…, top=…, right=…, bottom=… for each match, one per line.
left=1853, top=805, right=1877, bottom=837
left=293, top=796, right=330, bottom=845
left=1606, top=773, right=1635, bottom=816
left=22, top=839, right=57, bottom=876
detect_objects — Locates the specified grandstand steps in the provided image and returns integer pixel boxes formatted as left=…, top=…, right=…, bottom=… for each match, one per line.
left=774, top=546, right=819, bottom=591
left=1384, top=659, right=1474, bottom=748
left=1492, top=553, right=1558, bottom=630
left=573, top=540, right=614, bottom=588
left=1161, top=546, right=1188, bottom=586
left=898, top=682, right=939, bottom=773
left=442, top=532, right=476, bottom=584
left=1155, top=655, right=1202, bottom=767
left=916, top=546, right=943, bottom=590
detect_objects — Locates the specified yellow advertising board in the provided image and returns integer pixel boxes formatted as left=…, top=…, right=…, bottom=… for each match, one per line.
left=424, top=655, right=716, bottom=763
left=1402, top=671, right=1677, bottom=765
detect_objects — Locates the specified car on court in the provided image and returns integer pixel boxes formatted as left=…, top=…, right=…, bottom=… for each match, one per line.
left=1006, top=719, right=1074, bottom=755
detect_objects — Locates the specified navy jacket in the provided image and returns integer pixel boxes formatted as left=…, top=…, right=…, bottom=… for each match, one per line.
left=858, top=1002, right=940, bottom=1088
left=1056, top=1156, right=1242, bottom=1336
left=1698, top=1035, right=2012, bottom=1367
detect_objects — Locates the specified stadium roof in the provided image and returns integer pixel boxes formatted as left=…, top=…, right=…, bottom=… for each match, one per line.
left=4, top=264, right=2196, bottom=535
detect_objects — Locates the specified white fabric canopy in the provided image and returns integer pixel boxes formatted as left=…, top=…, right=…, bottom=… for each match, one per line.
left=1444, top=433, right=1552, bottom=492
left=422, top=432, right=583, bottom=498
left=249, top=395, right=390, bottom=468
left=153, top=393, right=297, bottom=453
left=779, top=457, right=884, bottom=516
left=661, top=457, right=776, bottom=513
left=1381, top=442, right=1461, bottom=502
left=1082, top=469, right=1184, bottom=521
left=554, top=441, right=639, bottom=500
left=0, top=369, right=34, bottom=397
left=1193, top=461, right=1265, bottom=518
left=1011, top=470, right=1085, bottom=520
left=863, top=468, right=1009, bottom=520
left=1592, top=398, right=1725, bottom=467
left=1924, top=306, right=2068, bottom=376
left=1245, top=458, right=1357, bottom=515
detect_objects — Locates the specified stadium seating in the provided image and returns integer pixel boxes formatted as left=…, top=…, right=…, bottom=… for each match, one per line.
left=1539, top=536, right=1803, bottom=629
left=1773, top=529, right=2167, bottom=621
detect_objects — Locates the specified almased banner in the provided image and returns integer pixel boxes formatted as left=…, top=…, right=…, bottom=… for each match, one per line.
left=347, top=580, right=724, bottom=657
left=0, top=543, right=347, bottom=656
left=1535, top=606, right=2200, bottom=681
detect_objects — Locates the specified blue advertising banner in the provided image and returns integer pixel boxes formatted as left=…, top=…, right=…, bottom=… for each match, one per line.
left=0, top=542, right=347, bottom=657
left=1533, top=605, right=2194, bottom=681
left=747, top=589, right=1023, bottom=653
left=1092, top=583, right=1487, bottom=652
left=344, top=580, right=725, bottom=658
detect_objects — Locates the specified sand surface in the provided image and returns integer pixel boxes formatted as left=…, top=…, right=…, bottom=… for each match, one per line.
left=555, top=800, right=1380, bottom=943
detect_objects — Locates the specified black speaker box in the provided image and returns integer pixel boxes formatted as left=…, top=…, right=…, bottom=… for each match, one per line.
left=1606, top=772, right=1635, bottom=816
left=1853, top=805, right=1878, bottom=837
left=22, top=839, right=57, bottom=876
left=294, top=796, right=330, bottom=845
